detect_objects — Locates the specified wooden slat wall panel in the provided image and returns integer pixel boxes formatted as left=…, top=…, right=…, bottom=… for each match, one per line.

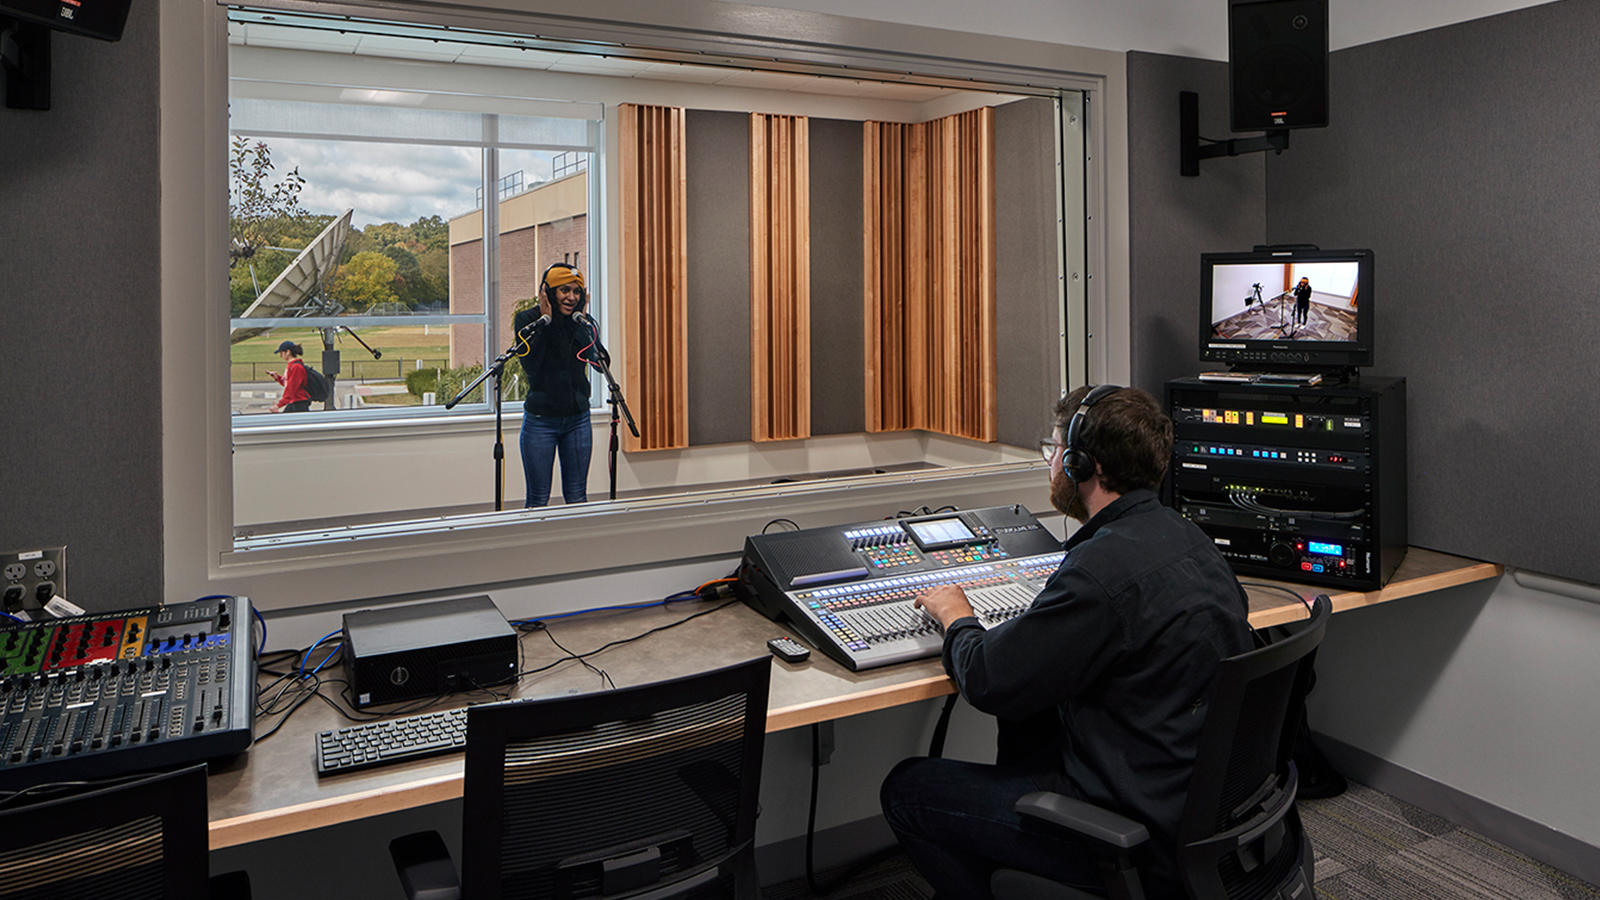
left=863, top=109, right=996, bottom=441
left=618, top=104, right=689, bottom=451
left=749, top=113, right=811, bottom=442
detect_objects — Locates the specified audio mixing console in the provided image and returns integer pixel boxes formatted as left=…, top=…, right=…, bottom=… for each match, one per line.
left=737, top=506, right=1063, bottom=670
left=0, top=596, right=255, bottom=789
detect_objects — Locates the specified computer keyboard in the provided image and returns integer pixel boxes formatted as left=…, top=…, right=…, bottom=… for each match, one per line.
left=315, top=707, right=468, bottom=776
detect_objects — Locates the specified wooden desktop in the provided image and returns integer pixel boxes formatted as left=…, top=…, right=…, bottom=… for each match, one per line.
left=206, top=547, right=1500, bottom=850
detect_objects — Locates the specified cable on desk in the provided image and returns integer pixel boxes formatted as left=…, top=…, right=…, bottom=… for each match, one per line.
left=255, top=573, right=744, bottom=745
left=540, top=627, right=614, bottom=690
left=516, top=598, right=739, bottom=679
left=762, top=518, right=801, bottom=533
left=299, top=630, right=343, bottom=680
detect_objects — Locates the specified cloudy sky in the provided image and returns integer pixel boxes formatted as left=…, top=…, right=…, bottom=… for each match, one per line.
left=253, top=138, right=562, bottom=229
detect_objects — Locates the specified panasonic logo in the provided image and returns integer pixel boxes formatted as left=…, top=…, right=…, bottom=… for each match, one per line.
left=1182, top=462, right=1207, bottom=470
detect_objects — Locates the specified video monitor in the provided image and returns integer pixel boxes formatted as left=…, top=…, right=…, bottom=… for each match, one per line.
left=1200, top=247, right=1374, bottom=372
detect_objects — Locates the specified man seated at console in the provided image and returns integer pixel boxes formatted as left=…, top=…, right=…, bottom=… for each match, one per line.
left=880, top=385, right=1252, bottom=899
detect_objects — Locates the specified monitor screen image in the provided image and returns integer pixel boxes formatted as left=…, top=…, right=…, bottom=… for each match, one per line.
left=1200, top=248, right=1374, bottom=371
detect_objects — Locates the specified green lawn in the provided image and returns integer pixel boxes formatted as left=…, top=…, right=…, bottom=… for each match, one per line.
left=231, top=325, right=452, bottom=383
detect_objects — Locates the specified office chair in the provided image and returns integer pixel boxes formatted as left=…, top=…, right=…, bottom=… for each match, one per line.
left=391, top=656, right=771, bottom=900
left=0, top=762, right=248, bottom=900
left=991, top=593, right=1331, bottom=900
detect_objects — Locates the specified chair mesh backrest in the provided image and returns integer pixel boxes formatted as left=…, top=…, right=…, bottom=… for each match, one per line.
left=0, top=765, right=209, bottom=900
left=462, top=658, right=769, bottom=900
left=1179, top=596, right=1328, bottom=900
left=1211, top=673, right=1298, bottom=833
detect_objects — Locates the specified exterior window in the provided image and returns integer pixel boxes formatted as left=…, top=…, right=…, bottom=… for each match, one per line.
left=227, top=94, right=598, bottom=421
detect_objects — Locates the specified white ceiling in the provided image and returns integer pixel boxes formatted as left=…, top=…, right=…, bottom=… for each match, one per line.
left=717, top=0, right=1563, bottom=60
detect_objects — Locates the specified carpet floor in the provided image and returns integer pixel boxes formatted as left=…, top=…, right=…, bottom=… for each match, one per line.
left=762, top=781, right=1600, bottom=899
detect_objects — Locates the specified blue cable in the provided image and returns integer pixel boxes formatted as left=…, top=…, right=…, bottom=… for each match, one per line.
left=252, top=607, right=268, bottom=657
left=300, top=630, right=342, bottom=680
left=0, top=611, right=24, bottom=625
left=511, top=600, right=665, bottom=627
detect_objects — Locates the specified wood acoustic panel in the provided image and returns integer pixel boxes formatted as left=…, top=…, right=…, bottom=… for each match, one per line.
left=749, top=113, right=811, bottom=442
left=618, top=104, right=689, bottom=451
left=864, top=108, right=997, bottom=441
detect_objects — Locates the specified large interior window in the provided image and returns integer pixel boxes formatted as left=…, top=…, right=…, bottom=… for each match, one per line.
left=221, top=6, right=1088, bottom=557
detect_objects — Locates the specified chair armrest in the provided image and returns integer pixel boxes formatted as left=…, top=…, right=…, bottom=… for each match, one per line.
left=1014, top=792, right=1151, bottom=851
left=389, top=831, right=463, bottom=900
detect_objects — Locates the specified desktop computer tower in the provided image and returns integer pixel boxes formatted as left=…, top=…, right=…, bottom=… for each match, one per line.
left=1165, top=376, right=1406, bottom=591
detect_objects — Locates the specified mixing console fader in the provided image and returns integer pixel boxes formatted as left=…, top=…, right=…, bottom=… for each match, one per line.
left=0, top=596, right=256, bottom=789
left=737, top=506, right=1063, bottom=670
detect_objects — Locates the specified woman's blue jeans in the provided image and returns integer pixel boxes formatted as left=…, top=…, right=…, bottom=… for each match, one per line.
left=519, top=412, right=592, bottom=507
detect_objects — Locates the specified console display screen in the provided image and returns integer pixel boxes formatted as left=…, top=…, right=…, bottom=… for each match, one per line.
left=905, top=518, right=976, bottom=548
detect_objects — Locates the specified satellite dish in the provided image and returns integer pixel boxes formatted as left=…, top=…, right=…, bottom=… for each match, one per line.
left=230, top=209, right=354, bottom=346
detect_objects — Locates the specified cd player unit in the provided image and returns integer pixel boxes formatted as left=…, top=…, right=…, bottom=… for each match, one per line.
left=342, top=595, right=518, bottom=708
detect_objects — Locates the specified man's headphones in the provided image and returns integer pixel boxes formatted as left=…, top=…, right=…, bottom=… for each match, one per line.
left=1062, top=384, right=1122, bottom=483
left=539, top=262, right=587, bottom=310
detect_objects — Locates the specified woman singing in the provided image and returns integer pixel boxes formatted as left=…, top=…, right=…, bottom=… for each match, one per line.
left=512, top=263, right=597, bottom=507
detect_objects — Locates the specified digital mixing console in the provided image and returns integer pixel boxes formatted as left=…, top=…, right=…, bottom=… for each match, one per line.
left=737, top=506, right=1063, bottom=670
left=0, top=596, right=255, bottom=789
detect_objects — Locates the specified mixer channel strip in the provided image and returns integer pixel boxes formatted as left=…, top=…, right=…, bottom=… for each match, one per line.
left=316, top=706, right=468, bottom=776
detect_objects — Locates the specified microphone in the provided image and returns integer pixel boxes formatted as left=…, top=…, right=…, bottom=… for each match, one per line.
left=572, top=311, right=597, bottom=329
left=518, top=314, right=552, bottom=340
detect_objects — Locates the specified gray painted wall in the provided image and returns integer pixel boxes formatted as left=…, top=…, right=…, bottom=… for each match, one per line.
left=1126, top=0, right=1600, bottom=876
left=1125, top=51, right=1265, bottom=397
left=994, top=97, right=1066, bottom=446
left=0, top=8, right=164, bottom=604
left=1265, top=0, right=1600, bottom=585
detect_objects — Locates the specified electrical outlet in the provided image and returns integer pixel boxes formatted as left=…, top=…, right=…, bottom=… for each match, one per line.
left=0, top=547, right=66, bottom=614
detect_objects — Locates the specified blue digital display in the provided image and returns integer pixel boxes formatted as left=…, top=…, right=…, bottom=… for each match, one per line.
left=1308, top=541, right=1343, bottom=556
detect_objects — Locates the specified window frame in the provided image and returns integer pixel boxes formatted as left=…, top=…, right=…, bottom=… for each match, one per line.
left=161, top=0, right=1124, bottom=609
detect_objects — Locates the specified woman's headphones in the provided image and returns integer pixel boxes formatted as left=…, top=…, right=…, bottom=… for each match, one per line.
left=539, top=262, right=588, bottom=311
left=1062, top=384, right=1122, bottom=483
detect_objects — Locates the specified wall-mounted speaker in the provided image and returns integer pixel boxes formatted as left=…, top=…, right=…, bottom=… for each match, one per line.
left=1229, top=0, right=1328, bottom=131
left=0, top=0, right=131, bottom=42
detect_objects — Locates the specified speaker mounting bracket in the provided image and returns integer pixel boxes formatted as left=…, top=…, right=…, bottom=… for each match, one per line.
left=1180, top=91, right=1288, bottom=177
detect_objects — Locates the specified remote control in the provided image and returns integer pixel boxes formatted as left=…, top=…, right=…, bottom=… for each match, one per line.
left=767, top=637, right=811, bottom=663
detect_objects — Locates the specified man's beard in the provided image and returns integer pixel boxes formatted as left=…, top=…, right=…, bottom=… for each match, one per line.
left=1050, top=469, right=1090, bottom=522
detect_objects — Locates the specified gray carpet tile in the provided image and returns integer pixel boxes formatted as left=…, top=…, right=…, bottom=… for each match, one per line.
left=764, top=782, right=1600, bottom=899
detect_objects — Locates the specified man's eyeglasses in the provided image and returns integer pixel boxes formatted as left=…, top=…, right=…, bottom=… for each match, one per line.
left=1039, top=440, right=1064, bottom=464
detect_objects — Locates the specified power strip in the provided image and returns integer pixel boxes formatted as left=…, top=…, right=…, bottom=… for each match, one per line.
left=1, top=547, right=66, bottom=616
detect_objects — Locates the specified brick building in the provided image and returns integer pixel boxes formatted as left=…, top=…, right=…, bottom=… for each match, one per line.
left=447, top=170, right=589, bottom=368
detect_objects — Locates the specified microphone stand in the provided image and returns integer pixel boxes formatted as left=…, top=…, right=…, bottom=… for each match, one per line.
left=584, top=349, right=639, bottom=501
left=447, top=320, right=542, bottom=512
